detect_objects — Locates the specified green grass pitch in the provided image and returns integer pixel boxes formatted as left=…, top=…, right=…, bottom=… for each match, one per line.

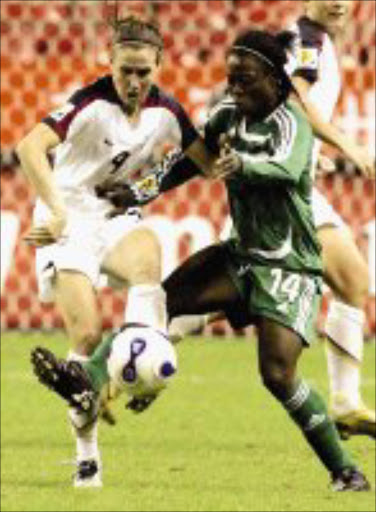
left=1, top=331, right=375, bottom=512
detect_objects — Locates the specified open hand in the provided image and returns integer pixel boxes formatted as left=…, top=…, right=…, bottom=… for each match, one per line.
left=210, top=133, right=242, bottom=179
left=353, top=149, right=375, bottom=179
left=24, top=211, right=67, bottom=247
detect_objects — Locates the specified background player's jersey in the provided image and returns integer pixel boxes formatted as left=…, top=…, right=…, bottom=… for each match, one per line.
left=287, top=16, right=341, bottom=169
left=205, top=99, right=322, bottom=274
left=35, top=75, right=198, bottom=219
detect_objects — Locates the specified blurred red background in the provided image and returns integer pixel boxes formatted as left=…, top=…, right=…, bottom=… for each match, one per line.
left=1, top=0, right=375, bottom=334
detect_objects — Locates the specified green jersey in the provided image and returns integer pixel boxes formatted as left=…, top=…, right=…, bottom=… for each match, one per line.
left=205, top=99, right=322, bottom=275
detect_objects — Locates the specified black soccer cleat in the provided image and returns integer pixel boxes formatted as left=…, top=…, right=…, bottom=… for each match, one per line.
left=31, top=346, right=97, bottom=413
left=331, top=467, right=371, bottom=492
left=74, top=459, right=102, bottom=488
left=125, top=393, right=158, bottom=414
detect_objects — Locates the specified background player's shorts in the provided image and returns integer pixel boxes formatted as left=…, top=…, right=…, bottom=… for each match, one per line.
left=312, top=187, right=346, bottom=229
left=35, top=208, right=142, bottom=302
left=222, top=242, right=323, bottom=345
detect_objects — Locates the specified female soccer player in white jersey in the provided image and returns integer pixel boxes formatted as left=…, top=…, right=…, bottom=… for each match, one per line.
left=286, top=0, right=375, bottom=440
left=16, top=16, right=218, bottom=487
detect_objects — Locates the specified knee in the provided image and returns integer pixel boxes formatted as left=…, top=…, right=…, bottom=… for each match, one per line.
left=74, top=328, right=102, bottom=356
left=329, top=261, right=369, bottom=307
left=321, top=231, right=370, bottom=307
left=347, top=263, right=369, bottom=307
left=260, top=361, right=296, bottom=401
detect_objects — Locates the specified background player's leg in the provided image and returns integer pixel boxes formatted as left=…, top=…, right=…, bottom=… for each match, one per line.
left=319, top=226, right=375, bottom=438
left=103, top=227, right=167, bottom=333
left=256, top=318, right=368, bottom=488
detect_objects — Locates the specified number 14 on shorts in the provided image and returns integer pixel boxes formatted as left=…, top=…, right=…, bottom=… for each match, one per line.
left=270, top=268, right=304, bottom=313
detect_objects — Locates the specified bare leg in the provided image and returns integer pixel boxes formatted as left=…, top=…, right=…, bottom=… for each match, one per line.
left=54, top=270, right=103, bottom=486
left=103, top=226, right=167, bottom=332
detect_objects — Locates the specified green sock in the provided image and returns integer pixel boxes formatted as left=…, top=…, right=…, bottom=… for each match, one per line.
left=283, top=379, right=355, bottom=474
left=82, top=334, right=113, bottom=393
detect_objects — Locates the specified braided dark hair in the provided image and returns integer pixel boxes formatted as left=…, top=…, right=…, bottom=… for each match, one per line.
left=229, top=29, right=295, bottom=104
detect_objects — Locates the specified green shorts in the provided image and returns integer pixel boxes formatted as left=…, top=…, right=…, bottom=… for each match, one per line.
left=222, top=242, right=323, bottom=346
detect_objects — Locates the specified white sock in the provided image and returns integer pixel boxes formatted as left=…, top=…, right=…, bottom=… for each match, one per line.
left=67, top=351, right=89, bottom=363
left=69, top=408, right=100, bottom=463
left=324, top=300, right=365, bottom=413
left=125, top=284, right=168, bottom=333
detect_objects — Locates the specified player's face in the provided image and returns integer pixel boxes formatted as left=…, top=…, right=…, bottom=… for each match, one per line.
left=111, top=44, right=160, bottom=112
left=305, top=1, right=354, bottom=36
left=226, top=52, right=279, bottom=119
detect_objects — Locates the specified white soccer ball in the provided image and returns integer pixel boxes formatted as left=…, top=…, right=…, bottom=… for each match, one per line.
left=107, top=324, right=177, bottom=398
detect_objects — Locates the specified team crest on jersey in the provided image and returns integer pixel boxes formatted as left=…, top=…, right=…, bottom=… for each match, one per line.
left=49, top=103, right=75, bottom=121
left=297, top=48, right=319, bottom=70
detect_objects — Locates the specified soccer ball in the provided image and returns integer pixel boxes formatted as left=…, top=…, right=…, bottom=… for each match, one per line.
left=107, top=324, right=177, bottom=398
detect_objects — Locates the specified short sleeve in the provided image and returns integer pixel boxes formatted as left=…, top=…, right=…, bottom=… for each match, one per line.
left=41, top=86, right=96, bottom=142
left=289, top=17, right=325, bottom=84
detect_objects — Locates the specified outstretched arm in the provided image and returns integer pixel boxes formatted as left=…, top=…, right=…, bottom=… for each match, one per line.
left=293, top=76, right=375, bottom=178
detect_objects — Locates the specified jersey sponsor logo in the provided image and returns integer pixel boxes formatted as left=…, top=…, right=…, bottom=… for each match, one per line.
left=296, top=47, right=319, bottom=70
left=49, top=102, right=75, bottom=121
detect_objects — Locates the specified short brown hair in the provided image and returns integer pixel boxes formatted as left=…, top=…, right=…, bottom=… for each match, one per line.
left=111, top=15, right=164, bottom=51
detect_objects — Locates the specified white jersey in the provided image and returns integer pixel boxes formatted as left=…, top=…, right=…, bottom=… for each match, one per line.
left=287, top=16, right=342, bottom=171
left=34, top=75, right=198, bottom=222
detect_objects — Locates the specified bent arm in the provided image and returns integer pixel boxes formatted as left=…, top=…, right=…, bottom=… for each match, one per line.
left=16, top=122, right=67, bottom=216
left=157, top=136, right=221, bottom=193
left=293, top=76, right=375, bottom=178
left=98, top=136, right=217, bottom=211
left=183, top=136, right=217, bottom=177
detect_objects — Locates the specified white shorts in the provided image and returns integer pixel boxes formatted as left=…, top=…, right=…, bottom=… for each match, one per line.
left=312, top=188, right=346, bottom=230
left=35, top=208, right=142, bottom=302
